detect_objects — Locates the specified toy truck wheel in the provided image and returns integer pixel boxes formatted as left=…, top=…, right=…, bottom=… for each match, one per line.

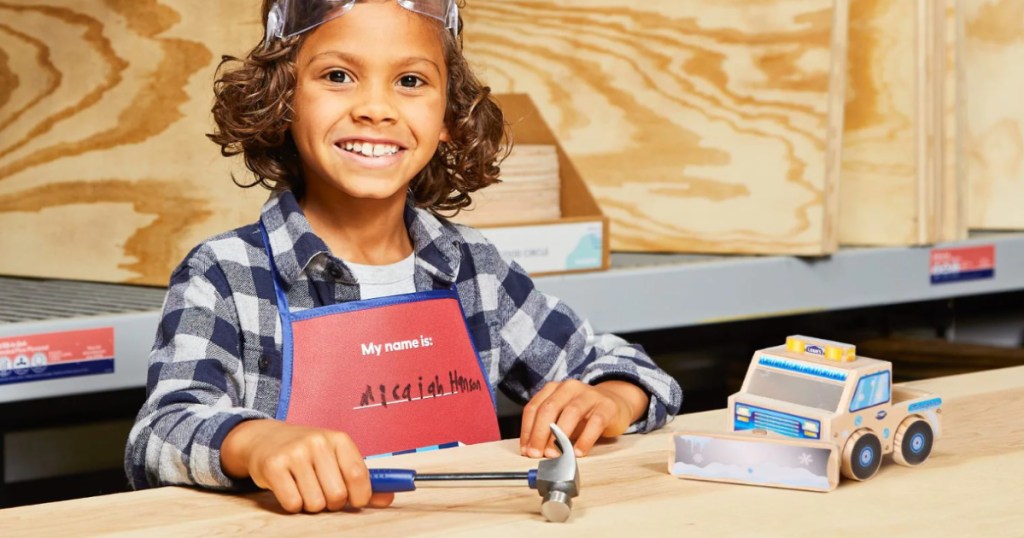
left=892, top=417, right=934, bottom=467
left=841, top=430, right=882, bottom=481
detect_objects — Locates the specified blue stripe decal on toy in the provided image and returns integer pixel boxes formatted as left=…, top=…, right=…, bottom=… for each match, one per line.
left=757, top=356, right=847, bottom=382
left=908, top=397, right=942, bottom=413
left=365, top=441, right=463, bottom=460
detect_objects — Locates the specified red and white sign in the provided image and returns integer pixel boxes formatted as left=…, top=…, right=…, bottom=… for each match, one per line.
left=930, top=245, right=996, bottom=284
left=0, top=328, right=115, bottom=384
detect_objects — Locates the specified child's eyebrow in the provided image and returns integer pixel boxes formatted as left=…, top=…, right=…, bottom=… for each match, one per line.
left=395, top=56, right=443, bottom=77
left=306, top=50, right=362, bottom=68
left=305, top=50, right=442, bottom=77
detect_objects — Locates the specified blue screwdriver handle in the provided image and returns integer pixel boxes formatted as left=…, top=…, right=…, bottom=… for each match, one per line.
left=369, top=468, right=417, bottom=493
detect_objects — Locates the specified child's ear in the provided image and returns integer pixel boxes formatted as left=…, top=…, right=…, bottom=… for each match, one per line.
left=439, top=125, right=451, bottom=143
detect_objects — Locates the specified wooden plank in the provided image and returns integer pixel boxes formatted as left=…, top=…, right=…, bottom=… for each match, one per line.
left=0, top=1, right=266, bottom=285
left=964, top=0, right=1024, bottom=229
left=462, top=0, right=848, bottom=255
left=941, top=0, right=968, bottom=242
left=839, top=0, right=919, bottom=245
left=838, top=0, right=964, bottom=246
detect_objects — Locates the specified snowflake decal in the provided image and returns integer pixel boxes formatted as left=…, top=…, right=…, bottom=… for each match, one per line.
left=799, top=453, right=814, bottom=466
left=693, top=453, right=704, bottom=464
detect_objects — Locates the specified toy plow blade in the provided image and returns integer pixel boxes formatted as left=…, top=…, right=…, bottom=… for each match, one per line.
left=669, top=431, right=839, bottom=492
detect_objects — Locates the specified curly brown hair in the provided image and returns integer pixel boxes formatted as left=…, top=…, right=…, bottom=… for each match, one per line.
left=208, top=0, right=508, bottom=215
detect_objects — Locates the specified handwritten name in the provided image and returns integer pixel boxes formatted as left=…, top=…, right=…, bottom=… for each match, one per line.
left=356, top=370, right=484, bottom=409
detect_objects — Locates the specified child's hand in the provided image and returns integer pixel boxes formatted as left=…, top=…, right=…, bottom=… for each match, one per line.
left=221, top=419, right=395, bottom=513
left=519, top=379, right=649, bottom=459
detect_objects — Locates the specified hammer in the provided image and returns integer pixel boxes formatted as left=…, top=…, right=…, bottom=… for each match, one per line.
left=368, top=423, right=581, bottom=522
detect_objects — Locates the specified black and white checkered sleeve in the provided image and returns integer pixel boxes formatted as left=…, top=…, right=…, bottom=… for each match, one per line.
left=489, top=256, right=683, bottom=433
left=124, top=246, right=271, bottom=490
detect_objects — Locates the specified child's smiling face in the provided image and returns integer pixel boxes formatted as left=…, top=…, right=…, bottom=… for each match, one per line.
left=290, top=0, right=449, bottom=204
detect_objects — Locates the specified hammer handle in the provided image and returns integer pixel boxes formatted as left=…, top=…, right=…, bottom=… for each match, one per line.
left=369, top=469, right=539, bottom=493
left=369, top=469, right=417, bottom=493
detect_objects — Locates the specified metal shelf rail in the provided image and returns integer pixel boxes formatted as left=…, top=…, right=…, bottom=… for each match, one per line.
left=535, top=232, right=1024, bottom=333
left=2, top=232, right=1023, bottom=403
left=0, top=278, right=165, bottom=404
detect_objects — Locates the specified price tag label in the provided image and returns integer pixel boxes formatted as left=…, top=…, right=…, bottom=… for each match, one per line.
left=930, top=245, right=995, bottom=285
left=0, top=328, right=114, bottom=385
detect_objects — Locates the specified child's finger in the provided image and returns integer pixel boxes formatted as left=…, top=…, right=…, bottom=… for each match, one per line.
left=524, top=381, right=585, bottom=456
left=291, top=462, right=328, bottom=513
left=335, top=438, right=373, bottom=508
left=263, top=465, right=304, bottom=514
left=368, top=492, right=396, bottom=508
left=519, top=381, right=560, bottom=454
left=311, top=448, right=348, bottom=511
left=547, top=394, right=601, bottom=458
left=571, top=411, right=609, bottom=457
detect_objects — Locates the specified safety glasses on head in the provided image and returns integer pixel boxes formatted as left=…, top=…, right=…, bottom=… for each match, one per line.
left=264, top=0, right=460, bottom=47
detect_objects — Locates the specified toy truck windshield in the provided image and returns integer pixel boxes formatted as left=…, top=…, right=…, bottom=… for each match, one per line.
left=745, top=365, right=846, bottom=412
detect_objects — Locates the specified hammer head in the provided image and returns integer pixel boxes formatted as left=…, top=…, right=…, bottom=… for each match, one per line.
left=534, top=423, right=580, bottom=522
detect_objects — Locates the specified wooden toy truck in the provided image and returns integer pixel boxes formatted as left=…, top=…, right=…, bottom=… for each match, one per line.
left=671, top=335, right=943, bottom=491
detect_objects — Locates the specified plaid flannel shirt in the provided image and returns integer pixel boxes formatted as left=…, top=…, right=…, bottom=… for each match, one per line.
left=125, top=190, right=682, bottom=490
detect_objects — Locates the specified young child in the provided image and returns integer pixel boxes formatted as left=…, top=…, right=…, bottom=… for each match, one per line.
left=126, top=0, right=681, bottom=514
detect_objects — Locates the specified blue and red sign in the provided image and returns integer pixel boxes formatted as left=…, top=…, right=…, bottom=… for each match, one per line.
left=0, top=328, right=114, bottom=385
left=930, top=245, right=995, bottom=285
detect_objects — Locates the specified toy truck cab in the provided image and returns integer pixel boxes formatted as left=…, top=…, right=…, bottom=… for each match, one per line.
left=728, top=335, right=943, bottom=481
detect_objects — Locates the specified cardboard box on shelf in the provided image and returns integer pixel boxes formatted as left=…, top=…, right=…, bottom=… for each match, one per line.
left=461, top=94, right=610, bottom=276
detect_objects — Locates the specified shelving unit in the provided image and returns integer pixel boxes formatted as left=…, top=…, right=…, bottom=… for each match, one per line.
left=2, top=233, right=1023, bottom=402
left=535, top=233, right=1024, bottom=333
left=0, top=279, right=164, bottom=403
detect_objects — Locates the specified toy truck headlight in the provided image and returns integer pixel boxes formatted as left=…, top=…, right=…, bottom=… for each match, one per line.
left=736, top=406, right=751, bottom=417
left=803, top=421, right=819, bottom=433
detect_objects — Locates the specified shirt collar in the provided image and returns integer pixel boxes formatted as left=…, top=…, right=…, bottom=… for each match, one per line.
left=259, top=190, right=462, bottom=288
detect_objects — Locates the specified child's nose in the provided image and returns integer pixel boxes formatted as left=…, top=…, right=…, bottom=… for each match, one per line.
left=352, top=84, right=398, bottom=125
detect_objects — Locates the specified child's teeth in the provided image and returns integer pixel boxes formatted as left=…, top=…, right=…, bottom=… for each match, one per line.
left=345, top=141, right=398, bottom=157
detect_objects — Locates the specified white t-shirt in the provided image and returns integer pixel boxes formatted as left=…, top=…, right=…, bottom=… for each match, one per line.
left=344, top=254, right=416, bottom=300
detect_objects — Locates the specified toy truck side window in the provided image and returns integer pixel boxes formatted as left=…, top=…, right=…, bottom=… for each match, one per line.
left=850, top=371, right=891, bottom=412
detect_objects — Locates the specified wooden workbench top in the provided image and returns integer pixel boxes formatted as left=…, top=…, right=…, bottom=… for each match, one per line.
left=3, top=366, right=1022, bottom=537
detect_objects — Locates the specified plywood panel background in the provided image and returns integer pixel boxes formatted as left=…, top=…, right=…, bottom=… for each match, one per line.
left=0, top=1, right=267, bottom=285
left=839, top=0, right=920, bottom=245
left=839, top=0, right=965, bottom=246
left=462, top=0, right=848, bottom=255
left=942, top=0, right=968, bottom=242
left=963, top=0, right=1024, bottom=229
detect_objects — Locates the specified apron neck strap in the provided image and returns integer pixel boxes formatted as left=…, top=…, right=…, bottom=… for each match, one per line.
left=259, top=220, right=292, bottom=317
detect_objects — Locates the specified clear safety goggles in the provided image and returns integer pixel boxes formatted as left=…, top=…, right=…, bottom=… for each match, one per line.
left=265, top=0, right=460, bottom=47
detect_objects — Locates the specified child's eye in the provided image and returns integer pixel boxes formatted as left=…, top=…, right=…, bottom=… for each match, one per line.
left=326, top=70, right=352, bottom=84
left=398, top=75, right=426, bottom=89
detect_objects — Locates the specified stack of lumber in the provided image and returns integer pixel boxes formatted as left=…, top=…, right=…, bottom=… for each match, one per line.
left=462, top=0, right=849, bottom=256
left=451, top=145, right=561, bottom=227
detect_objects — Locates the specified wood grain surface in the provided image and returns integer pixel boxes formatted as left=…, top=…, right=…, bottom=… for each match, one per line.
left=942, top=0, right=968, bottom=242
left=963, top=0, right=1024, bottom=230
left=0, top=1, right=267, bottom=285
left=1, top=366, right=1021, bottom=537
left=839, top=0, right=965, bottom=246
left=462, top=0, right=849, bottom=255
